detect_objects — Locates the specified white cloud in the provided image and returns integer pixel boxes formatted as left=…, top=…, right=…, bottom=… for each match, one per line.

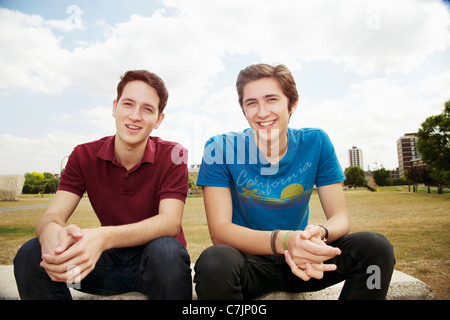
left=80, top=105, right=115, bottom=132
left=0, top=1, right=449, bottom=174
left=292, top=76, right=447, bottom=170
left=0, top=131, right=97, bottom=175
left=46, top=5, right=85, bottom=32
left=0, top=8, right=72, bottom=94
left=164, top=0, right=450, bottom=73
left=1, top=0, right=448, bottom=97
left=67, top=10, right=226, bottom=105
left=419, top=69, right=450, bottom=97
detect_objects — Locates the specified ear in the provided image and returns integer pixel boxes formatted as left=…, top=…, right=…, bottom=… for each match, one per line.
left=112, top=99, right=118, bottom=117
left=154, top=113, right=165, bottom=129
left=289, top=97, right=299, bottom=115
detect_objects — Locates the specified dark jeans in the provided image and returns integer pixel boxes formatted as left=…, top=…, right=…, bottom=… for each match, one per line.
left=14, top=237, right=192, bottom=300
left=194, top=232, right=395, bottom=300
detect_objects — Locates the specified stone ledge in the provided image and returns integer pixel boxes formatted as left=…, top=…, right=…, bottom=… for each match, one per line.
left=0, top=265, right=435, bottom=300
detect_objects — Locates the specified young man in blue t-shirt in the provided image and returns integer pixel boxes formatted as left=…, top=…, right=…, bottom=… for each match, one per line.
left=194, top=63, right=395, bottom=299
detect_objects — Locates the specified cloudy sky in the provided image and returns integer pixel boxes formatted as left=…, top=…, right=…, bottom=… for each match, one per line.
left=1, top=0, right=449, bottom=175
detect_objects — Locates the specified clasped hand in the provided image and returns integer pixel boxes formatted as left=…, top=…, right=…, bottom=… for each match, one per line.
left=284, top=225, right=341, bottom=281
left=40, top=224, right=104, bottom=284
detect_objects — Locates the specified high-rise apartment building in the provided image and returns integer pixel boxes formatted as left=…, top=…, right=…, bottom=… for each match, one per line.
left=348, top=146, right=363, bottom=170
left=397, top=133, right=421, bottom=178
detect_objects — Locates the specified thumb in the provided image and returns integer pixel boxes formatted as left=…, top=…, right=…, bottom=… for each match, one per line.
left=66, top=224, right=83, bottom=239
left=299, top=230, right=311, bottom=240
left=54, top=225, right=83, bottom=254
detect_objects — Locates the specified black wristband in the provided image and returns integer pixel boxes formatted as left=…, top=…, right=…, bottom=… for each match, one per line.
left=270, top=230, right=281, bottom=255
left=318, top=225, right=328, bottom=242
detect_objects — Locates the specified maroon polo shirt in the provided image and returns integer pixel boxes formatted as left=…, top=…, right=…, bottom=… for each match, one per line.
left=58, top=135, right=188, bottom=246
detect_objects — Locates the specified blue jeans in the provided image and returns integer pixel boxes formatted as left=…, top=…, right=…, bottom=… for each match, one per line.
left=14, top=237, right=192, bottom=300
left=194, top=232, right=395, bottom=300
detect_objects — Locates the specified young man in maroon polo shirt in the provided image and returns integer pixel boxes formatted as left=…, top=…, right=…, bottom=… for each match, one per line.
left=14, top=70, right=192, bottom=300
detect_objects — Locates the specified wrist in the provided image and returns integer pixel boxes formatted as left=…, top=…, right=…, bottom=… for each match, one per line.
left=97, top=226, right=113, bottom=251
left=270, top=230, right=281, bottom=255
left=274, top=230, right=293, bottom=254
left=38, top=223, right=63, bottom=254
left=317, top=225, right=328, bottom=242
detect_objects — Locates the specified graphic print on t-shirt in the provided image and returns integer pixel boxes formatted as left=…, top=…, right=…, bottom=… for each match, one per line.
left=236, top=162, right=313, bottom=210
left=238, top=183, right=313, bottom=209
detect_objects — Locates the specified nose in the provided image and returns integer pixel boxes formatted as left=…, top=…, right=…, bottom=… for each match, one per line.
left=257, top=103, right=271, bottom=118
left=128, top=106, right=142, bottom=121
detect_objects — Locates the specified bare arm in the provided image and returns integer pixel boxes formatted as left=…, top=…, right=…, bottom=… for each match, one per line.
left=99, top=197, right=184, bottom=250
left=204, top=186, right=273, bottom=255
left=315, top=182, right=350, bottom=243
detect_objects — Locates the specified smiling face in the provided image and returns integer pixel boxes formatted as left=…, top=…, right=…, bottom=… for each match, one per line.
left=242, top=77, right=297, bottom=151
left=113, top=80, right=164, bottom=150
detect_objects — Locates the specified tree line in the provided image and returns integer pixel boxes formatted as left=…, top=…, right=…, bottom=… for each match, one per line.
left=22, top=172, right=59, bottom=194
left=344, top=166, right=408, bottom=189
left=416, top=100, right=450, bottom=193
left=344, top=99, right=450, bottom=193
left=22, top=172, right=197, bottom=195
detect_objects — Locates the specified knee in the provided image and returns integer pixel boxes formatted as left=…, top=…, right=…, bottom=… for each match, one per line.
left=195, top=245, right=242, bottom=275
left=194, top=245, right=243, bottom=299
left=140, top=237, right=192, bottom=299
left=194, top=245, right=243, bottom=287
left=355, top=232, right=395, bottom=268
left=14, top=238, right=41, bottom=270
left=142, top=237, right=190, bottom=271
left=14, top=238, right=44, bottom=289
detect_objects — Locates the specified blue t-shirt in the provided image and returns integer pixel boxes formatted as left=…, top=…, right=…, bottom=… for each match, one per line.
left=197, top=128, right=345, bottom=231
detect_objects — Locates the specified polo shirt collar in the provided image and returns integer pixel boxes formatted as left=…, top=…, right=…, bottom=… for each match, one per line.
left=97, top=135, right=156, bottom=165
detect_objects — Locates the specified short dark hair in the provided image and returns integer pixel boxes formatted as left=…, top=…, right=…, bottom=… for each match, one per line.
left=117, top=70, right=169, bottom=114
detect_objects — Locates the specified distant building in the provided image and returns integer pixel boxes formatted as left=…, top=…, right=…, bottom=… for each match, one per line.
left=389, top=168, right=400, bottom=180
left=348, top=146, right=364, bottom=170
left=397, top=133, right=421, bottom=178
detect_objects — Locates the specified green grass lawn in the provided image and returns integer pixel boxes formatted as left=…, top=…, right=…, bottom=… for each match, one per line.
left=1, top=188, right=449, bottom=299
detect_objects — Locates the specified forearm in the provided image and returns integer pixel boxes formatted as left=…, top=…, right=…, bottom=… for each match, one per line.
left=36, top=190, right=80, bottom=242
left=317, top=183, right=350, bottom=243
left=210, top=222, right=270, bottom=255
left=205, top=186, right=289, bottom=255
left=36, top=215, right=63, bottom=239
left=210, top=222, right=295, bottom=256
left=320, top=212, right=350, bottom=243
left=100, top=212, right=182, bottom=250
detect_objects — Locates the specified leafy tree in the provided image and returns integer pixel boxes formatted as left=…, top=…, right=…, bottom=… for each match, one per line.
left=43, top=172, right=55, bottom=179
left=30, top=172, right=45, bottom=180
left=372, top=168, right=391, bottom=186
left=417, top=100, right=450, bottom=193
left=417, top=100, right=450, bottom=171
left=188, top=174, right=196, bottom=190
left=344, top=166, right=366, bottom=187
left=22, top=172, right=59, bottom=194
left=405, top=166, right=434, bottom=192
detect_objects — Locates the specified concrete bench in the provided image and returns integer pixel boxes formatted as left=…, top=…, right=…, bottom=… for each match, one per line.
left=0, top=265, right=435, bottom=300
